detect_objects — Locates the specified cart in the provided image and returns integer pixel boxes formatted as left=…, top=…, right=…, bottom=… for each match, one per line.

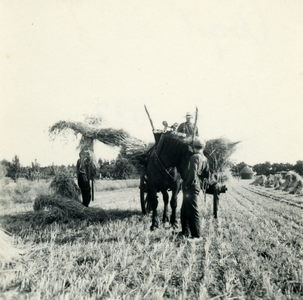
left=140, top=173, right=151, bottom=214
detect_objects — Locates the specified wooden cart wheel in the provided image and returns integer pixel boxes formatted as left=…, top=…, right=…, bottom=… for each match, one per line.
left=213, top=195, right=218, bottom=219
left=140, top=174, right=151, bottom=215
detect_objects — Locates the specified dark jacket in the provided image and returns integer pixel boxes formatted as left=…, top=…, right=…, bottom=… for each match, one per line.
left=183, top=153, right=209, bottom=190
left=76, top=157, right=97, bottom=181
left=177, top=122, right=199, bottom=137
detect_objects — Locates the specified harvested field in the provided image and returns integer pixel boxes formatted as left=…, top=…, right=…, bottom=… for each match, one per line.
left=0, top=178, right=302, bottom=299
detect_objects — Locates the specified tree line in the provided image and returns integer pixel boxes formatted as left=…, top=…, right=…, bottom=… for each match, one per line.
left=2, top=137, right=302, bottom=182
left=0, top=156, right=77, bottom=181
left=231, top=161, right=303, bottom=177
left=0, top=154, right=139, bottom=181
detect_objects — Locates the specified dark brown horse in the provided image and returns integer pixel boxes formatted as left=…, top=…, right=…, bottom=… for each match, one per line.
left=146, top=133, right=194, bottom=230
left=139, top=131, right=182, bottom=229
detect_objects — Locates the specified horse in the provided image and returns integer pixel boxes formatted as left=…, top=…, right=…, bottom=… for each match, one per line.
left=141, top=131, right=182, bottom=229
left=146, top=132, right=194, bottom=230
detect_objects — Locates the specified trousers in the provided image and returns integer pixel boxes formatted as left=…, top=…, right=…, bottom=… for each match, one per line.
left=181, top=184, right=201, bottom=238
left=78, top=174, right=91, bottom=207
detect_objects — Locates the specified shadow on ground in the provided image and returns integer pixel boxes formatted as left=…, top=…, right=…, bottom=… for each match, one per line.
left=0, top=208, right=144, bottom=237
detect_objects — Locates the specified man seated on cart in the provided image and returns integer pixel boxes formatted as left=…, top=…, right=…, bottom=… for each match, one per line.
left=177, top=112, right=199, bottom=137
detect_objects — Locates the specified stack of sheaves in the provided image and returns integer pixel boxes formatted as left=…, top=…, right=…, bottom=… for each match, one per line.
left=276, top=171, right=303, bottom=194
left=250, top=175, right=267, bottom=186
left=33, top=195, right=108, bottom=223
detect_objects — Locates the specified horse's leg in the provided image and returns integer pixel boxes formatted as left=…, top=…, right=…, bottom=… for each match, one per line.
left=169, top=183, right=179, bottom=229
left=150, top=187, right=159, bottom=231
left=161, top=189, right=169, bottom=224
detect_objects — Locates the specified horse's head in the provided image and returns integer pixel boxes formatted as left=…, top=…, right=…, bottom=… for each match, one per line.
left=155, top=133, right=195, bottom=177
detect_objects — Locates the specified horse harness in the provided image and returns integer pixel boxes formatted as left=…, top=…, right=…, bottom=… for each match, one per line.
left=152, top=149, right=176, bottom=180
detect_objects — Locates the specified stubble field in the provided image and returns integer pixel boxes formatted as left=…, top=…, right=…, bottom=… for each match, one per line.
left=0, top=178, right=302, bottom=300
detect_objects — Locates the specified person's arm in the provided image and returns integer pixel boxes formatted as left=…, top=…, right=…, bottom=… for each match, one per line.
left=200, top=159, right=210, bottom=181
left=89, top=159, right=98, bottom=179
left=177, top=123, right=184, bottom=133
left=76, top=159, right=81, bottom=176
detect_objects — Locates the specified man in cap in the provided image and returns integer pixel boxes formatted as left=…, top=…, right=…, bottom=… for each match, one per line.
left=177, top=112, right=199, bottom=137
left=180, top=138, right=209, bottom=240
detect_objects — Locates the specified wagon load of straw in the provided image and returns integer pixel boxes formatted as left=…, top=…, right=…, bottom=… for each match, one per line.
left=276, top=171, right=303, bottom=194
left=123, top=131, right=193, bottom=172
left=120, top=140, right=153, bottom=173
left=250, top=175, right=267, bottom=186
left=33, top=195, right=108, bottom=223
left=0, top=229, right=23, bottom=269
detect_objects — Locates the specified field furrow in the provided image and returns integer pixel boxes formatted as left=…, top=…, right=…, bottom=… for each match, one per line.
left=244, top=185, right=303, bottom=208
left=227, top=182, right=302, bottom=229
left=211, top=184, right=303, bottom=298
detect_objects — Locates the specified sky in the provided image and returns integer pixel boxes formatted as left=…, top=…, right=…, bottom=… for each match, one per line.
left=1, top=0, right=302, bottom=167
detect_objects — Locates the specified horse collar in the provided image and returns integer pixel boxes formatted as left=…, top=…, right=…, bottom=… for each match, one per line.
left=153, top=149, right=175, bottom=180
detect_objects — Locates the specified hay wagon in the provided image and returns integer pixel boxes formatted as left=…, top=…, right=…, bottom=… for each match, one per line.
left=139, top=129, right=227, bottom=219
left=140, top=172, right=151, bottom=214
left=140, top=106, right=227, bottom=222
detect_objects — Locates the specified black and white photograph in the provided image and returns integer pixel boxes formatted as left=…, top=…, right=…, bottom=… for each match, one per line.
left=1, top=1, right=302, bottom=299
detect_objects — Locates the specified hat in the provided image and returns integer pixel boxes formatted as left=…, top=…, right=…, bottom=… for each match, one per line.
left=185, top=112, right=193, bottom=118
left=193, top=138, right=205, bottom=149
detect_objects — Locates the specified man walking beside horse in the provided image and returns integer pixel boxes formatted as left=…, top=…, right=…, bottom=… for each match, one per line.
left=181, top=138, right=209, bottom=240
left=180, top=137, right=228, bottom=241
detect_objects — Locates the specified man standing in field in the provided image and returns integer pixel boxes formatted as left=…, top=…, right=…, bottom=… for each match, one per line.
left=181, top=138, right=209, bottom=240
left=177, top=112, right=199, bottom=137
left=76, top=150, right=98, bottom=207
